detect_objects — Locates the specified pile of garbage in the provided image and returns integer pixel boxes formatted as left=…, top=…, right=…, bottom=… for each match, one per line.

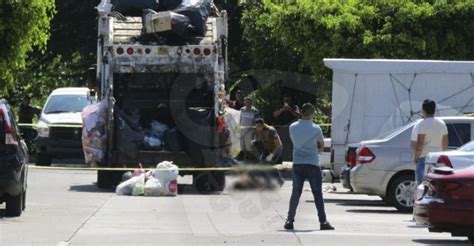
left=81, top=101, right=108, bottom=166
left=112, top=0, right=212, bottom=45
left=116, top=161, right=179, bottom=196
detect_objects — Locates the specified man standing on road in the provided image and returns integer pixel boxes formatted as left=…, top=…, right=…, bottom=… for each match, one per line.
left=284, top=103, right=334, bottom=231
left=413, top=99, right=448, bottom=185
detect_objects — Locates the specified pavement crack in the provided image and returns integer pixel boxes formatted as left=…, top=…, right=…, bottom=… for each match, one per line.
left=272, top=206, right=303, bottom=246
left=64, top=193, right=113, bottom=244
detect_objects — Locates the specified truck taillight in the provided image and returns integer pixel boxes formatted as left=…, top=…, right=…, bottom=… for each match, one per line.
left=116, top=47, right=124, bottom=55
left=127, top=47, right=134, bottom=55
left=203, top=48, right=211, bottom=56
left=193, top=48, right=201, bottom=55
left=171, top=19, right=177, bottom=28
left=0, top=108, right=17, bottom=145
left=437, top=155, right=453, bottom=168
left=348, top=151, right=357, bottom=167
left=358, top=146, right=375, bottom=164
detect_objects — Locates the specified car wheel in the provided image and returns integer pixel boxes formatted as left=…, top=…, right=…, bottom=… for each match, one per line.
left=387, top=174, right=416, bottom=213
left=36, top=153, right=52, bottom=166
left=5, top=191, right=23, bottom=217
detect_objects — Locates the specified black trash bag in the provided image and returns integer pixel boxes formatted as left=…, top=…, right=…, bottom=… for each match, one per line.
left=159, top=0, right=183, bottom=11
left=163, top=128, right=184, bottom=153
left=141, top=9, right=201, bottom=45
left=173, top=0, right=211, bottom=36
left=114, top=107, right=144, bottom=159
left=112, top=0, right=160, bottom=16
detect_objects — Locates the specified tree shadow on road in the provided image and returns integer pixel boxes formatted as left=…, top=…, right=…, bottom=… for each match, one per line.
left=69, top=184, right=114, bottom=193
left=412, top=239, right=471, bottom=245
left=277, top=229, right=318, bottom=233
left=68, top=183, right=225, bottom=195
left=344, top=209, right=400, bottom=214
left=307, top=198, right=389, bottom=207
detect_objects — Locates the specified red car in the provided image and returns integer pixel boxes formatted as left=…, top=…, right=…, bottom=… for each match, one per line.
left=414, top=166, right=474, bottom=243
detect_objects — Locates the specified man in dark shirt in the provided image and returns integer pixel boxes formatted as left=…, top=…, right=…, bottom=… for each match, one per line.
left=18, top=96, right=41, bottom=124
left=232, top=90, right=245, bottom=110
left=273, top=94, right=300, bottom=126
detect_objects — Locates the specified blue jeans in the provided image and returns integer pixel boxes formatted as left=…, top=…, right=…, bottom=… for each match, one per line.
left=287, top=164, right=327, bottom=223
left=416, top=157, right=426, bottom=185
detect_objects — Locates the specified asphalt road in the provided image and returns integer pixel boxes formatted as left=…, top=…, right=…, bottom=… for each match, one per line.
left=0, top=167, right=471, bottom=246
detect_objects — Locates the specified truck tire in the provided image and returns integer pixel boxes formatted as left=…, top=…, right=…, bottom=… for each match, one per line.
left=36, top=153, right=52, bottom=166
left=468, top=236, right=474, bottom=244
left=6, top=191, right=23, bottom=217
left=193, top=171, right=225, bottom=193
left=387, top=174, right=415, bottom=213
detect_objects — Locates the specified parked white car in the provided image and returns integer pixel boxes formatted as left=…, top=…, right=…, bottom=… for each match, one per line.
left=425, top=140, right=474, bottom=170
left=350, top=117, right=474, bottom=212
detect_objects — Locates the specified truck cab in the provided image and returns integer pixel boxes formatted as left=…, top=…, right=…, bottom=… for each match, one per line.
left=94, top=0, right=229, bottom=191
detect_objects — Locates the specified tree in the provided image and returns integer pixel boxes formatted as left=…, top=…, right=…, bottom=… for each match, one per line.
left=2, top=0, right=99, bottom=106
left=0, top=0, right=55, bottom=96
left=239, top=0, right=474, bottom=122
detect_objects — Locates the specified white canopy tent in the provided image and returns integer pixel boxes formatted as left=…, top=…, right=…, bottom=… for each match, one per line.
left=325, top=59, right=474, bottom=175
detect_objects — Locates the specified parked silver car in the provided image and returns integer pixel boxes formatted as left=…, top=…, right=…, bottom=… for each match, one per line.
left=350, top=117, right=474, bottom=212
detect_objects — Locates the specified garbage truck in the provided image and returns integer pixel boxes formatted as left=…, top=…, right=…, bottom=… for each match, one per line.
left=90, top=0, right=229, bottom=191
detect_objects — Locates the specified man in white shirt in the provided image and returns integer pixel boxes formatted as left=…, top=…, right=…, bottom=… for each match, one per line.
left=413, top=99, right=448, bottom=185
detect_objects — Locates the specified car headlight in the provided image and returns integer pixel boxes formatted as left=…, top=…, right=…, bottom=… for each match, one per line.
left=37, top=124, right=50, bottom=138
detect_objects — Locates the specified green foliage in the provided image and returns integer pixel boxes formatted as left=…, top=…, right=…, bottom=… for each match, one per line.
left=262, top=0, right=474, bottom=72
left=0, top=0, right=55, bottom=95
left=7, top=52, right=85, bottom=108
left=238, top=0, right=474, bottom=124
left=1, top=0, right=98, bottom=107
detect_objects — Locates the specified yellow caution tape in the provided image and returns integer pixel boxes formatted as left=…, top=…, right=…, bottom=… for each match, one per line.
left=27, top=163, right=295, bottom=172
left=26, top=162, right=339, bottom=172
left=18, top=123, right=83, bottom=128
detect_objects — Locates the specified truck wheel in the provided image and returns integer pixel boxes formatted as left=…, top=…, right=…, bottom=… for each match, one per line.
left=97, top=170, right=123, bottom=189
left=468, top=236, right=474, bottom=243
left=387, top=174, right=415, bottom=213
left=36, top=153, right=52, bottom=166
left=193, top=171, right=225, bottom=193
left=6, top=191, right=23, bottom=217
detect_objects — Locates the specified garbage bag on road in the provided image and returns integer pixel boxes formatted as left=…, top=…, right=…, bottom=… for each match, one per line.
left=116, top=175, right=141, bottom=195
left=144, top=178, right=162, bottom=196
left=155, top=161, right=179, bottom=196
left=132, top=174, right=146, bottom=196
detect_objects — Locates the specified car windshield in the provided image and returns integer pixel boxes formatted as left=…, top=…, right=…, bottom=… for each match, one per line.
left=458, top=141, right=474, bottom=152
left=44, top=94, right=94, bottom=114
left=374, top=121, right=419, bottom=140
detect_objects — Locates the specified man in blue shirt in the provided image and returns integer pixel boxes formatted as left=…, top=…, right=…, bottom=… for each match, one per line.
left=284, top=103, right=334, bottom=231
